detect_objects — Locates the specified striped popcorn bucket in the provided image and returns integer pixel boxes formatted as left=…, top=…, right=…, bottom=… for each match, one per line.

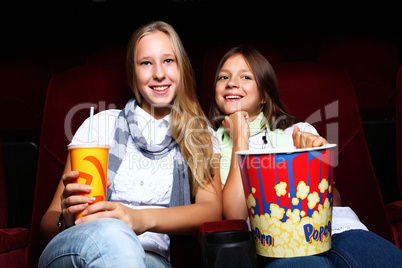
left=236, top=144, right=337, bottom=258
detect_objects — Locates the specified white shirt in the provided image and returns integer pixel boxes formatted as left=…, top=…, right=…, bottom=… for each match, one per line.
left=249, top=122, right=318, bottom=150
left=70, top=107, right=220, bottom=260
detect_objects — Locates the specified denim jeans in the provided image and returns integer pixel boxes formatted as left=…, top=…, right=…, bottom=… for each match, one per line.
left=38, top=218, right=171, bottom=268
left=259, top=230, right=402, bottom=268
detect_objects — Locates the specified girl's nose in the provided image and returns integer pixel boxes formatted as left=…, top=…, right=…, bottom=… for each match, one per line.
left=227, top=78, right=239, bottom=88
left=153, top=64, right=165, bottom=80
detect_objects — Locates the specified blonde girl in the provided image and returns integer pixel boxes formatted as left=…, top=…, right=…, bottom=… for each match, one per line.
left=39, top=21, right=221, bottom=268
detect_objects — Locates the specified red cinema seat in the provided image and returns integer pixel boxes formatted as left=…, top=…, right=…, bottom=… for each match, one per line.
left=0, top=58, right=51, bottom=142
left=0, top=137, right=30, bottom=268
left=386, top=65, right=402, bottom=248
left=26, top=59, right=132, bottom=267
left=275, top=61, right=396, bottom=244
left=395, top=65, right=402, bottom=200
left=318, top=37, right=400, bottom=120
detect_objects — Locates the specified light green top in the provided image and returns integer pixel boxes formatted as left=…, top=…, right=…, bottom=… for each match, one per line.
left=217, top=112, right=290, bottom=185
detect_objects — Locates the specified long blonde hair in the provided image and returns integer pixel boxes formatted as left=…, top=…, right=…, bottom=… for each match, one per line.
left=126, top=21, right=214, bottom=196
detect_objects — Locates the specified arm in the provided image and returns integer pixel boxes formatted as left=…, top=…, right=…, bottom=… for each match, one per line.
left=74, top=153, right=222, bottom=236
left=221, top=111, right=250, bottom=220
left=40, top=153, right=95, bottom=242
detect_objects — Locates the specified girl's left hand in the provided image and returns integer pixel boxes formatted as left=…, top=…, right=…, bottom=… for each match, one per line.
left=292, top=126, right=327, bottom=148
left=75, top=200, right=148, bottom=235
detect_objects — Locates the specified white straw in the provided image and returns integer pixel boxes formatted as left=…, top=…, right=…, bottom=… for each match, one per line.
left=88, top=106, right=94, bottom=143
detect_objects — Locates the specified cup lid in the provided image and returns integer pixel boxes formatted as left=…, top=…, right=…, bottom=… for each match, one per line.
left=67, top=143, right=110, bottom=150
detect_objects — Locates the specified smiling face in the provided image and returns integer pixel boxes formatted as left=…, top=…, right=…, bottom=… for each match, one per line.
left=136, top=31, right=178, bottom=118
left=215, top=54, right=262, bottom=118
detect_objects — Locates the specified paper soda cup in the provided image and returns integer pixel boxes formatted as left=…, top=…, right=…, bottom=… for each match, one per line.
left=68, top=144, right=110, bottom=219
left=236, top=144, right=337, bottom=258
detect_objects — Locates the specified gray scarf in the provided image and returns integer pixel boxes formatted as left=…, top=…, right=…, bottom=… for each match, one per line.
left=107, top=99, right=191, bottom=207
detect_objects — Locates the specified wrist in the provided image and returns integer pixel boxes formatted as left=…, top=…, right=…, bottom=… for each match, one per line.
left=57, top=213, right=67, bottom=230
left=233, top=139, right=249, bottom=151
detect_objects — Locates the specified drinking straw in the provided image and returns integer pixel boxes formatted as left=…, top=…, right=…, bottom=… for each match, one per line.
left=88, top=106, right=94, bottom=143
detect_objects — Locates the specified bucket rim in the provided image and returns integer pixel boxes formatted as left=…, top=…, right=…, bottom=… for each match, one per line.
left=235, top=143, right=337, bottom=156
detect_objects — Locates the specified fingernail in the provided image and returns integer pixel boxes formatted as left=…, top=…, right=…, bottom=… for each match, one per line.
left=75, top=219, right=82, bottom=225
left=85, top=185, right=92, bottom=191
left=88, top=197, right=96, bottom=203
left=72, top=171, right=79, bottom=176
left=82, top=209, right=88, bottom=216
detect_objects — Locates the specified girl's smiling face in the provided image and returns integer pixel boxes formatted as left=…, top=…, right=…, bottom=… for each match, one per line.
left=136, top=31, right=178, bottom=118
left=215, top=54, right=262, bottom=118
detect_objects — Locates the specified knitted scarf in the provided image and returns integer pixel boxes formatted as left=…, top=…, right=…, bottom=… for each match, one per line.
left=107, top=99, right=191, bottom=207
left=217, top=112, right=290, bottom=185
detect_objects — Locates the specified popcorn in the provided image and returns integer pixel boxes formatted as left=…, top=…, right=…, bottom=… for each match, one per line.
left=248, top=186, right=332, bottom=257
left=297, top=181, right=309, bottom=199
left=274, top=182, right=287, bottom=197
left=308, top=192, right=320, bottom=210
left=319, top=179, right=329, bottom=193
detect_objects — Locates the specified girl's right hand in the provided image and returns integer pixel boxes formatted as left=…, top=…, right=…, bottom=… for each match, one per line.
left=60, top=171, right=95, bottom=228
left=222, top=111, right=250, bottom=147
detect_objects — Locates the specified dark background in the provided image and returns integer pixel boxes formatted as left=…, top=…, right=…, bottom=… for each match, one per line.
left=1, top=1, right=401, bottom=58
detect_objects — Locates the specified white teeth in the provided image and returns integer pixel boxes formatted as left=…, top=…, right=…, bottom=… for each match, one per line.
left=152, top=86, right=168, bottom=91
left=225, top=95, right=242, bottom=99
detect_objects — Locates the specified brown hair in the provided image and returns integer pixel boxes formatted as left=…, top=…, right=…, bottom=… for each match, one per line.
left=209, top=46, right=297, bottom=130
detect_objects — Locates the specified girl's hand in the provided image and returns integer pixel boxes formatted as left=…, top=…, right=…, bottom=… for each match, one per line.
left=60, top=171, right=96, bottom=228
left=106, top=179, right=112, bottom=188
left=222, top=111, right=250, bottom=147
left=292, top=126, right=327, bottom=148
left=75, top=201, right=148, bottom=235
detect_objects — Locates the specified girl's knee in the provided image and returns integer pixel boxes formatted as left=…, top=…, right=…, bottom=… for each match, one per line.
left=79, top=218, right=146, bottom=266
left=79, top=218, right=139, bottom=247
left=39, top=219, right=146, bottom=267
left=82, top=218, right=132, bottom=236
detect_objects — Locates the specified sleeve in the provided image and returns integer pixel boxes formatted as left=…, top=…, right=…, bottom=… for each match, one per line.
left=69, top=110, right=119, bottom=146
left=284, top=122, right=319, bottom=146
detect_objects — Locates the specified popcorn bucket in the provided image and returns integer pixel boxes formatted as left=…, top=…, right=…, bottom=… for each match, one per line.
left=236, top=144, right=337, bottom=258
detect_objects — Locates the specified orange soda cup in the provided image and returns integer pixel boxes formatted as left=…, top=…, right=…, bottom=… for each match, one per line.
left=68, top=144, right=110, bottom=219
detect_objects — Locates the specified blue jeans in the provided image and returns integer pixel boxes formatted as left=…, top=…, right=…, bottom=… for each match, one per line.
left=38, top=218, right=171, bottom=268
left=259, top=230, right=402, bottom=267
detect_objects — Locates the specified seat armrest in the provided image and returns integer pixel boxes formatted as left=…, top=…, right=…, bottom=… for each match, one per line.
left=198, top=219, right=248, bottom=243
left=0, top=228, right=29, bottom=253
left=386, top=200, right=402, bottom=222
left=386, top=200, right=402, bottom=248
